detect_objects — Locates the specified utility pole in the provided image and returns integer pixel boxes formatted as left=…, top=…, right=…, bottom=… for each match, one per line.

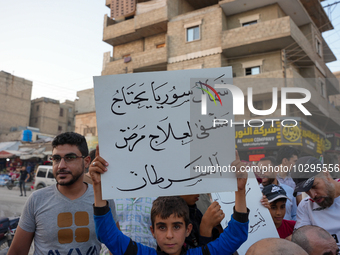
left=282, top=49, right=287, bottom=87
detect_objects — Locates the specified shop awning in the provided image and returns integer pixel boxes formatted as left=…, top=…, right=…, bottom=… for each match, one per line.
left=0, top=150, right=22, bottom=159
left=19, top=147, right=47, bottom=160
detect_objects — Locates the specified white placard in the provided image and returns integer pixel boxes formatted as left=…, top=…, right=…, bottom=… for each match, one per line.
left=212, top=172, right=279, bottom=255
left=94, top=67, right=237, bottom=199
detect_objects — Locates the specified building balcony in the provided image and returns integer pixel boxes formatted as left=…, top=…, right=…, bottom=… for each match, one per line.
left=103, top=4, right=168, bottom=46
left=102, top=47, right=168, bottom=75
left=232, top=69, right=340, bottom=129
left=325, top=67, right=340, bottom=95
left=300, top=0, right=333, bottom=32
left=221, top=17, right=315, bottom=66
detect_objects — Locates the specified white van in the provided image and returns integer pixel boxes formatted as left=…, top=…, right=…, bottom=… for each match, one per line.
left=34, top=165, right=56, bottom=190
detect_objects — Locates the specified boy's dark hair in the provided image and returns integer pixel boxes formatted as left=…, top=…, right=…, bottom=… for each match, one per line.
left=259, top=156, right=278, bottom=166
left=151, top=196, right=190, bottom=228
left=276, top=146, right=299, bottom=165
left=270, top=197, right=287, bottom=206
left=52, top=132, right=89, bottom=157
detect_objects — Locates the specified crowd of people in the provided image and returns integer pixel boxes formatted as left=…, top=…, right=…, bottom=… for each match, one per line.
left=6, top=132, right=340, bottom=255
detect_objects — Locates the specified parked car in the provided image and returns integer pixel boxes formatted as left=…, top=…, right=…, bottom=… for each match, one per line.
left=34, top=165, right=55, bottom=190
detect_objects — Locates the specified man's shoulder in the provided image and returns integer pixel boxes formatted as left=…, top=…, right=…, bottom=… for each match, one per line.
left=31, top=185, right=56, bottom=197
left=298, top=197, right=314, bottom=210
left=23, top=185, right=57, bottom=209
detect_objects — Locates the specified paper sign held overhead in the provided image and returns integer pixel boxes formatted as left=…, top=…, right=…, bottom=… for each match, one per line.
left=212, top=172, right=279, bottom=255
left=94, top=67, right=237, bottom=199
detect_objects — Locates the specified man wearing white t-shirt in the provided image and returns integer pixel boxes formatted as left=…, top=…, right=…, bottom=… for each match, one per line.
left=292, top=156, right=340, bottom=249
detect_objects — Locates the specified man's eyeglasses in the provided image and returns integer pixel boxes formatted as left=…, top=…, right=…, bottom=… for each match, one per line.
left=50, top=154, right=85, bottom=164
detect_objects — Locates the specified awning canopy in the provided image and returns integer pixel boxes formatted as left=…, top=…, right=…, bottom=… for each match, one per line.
left=0, top=150, right=22, bottom=159
left=19, top=147, right=47, bottom=160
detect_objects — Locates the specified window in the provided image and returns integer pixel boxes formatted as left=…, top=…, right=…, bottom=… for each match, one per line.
left=320, top=78, right=326, bottom=98
left=47, top=171, right=54, bottom=179
left=59, top=108, right=64, bottom=117
left=84, top=127, right=96, bottom=136
left=37, top=168, right=47, bottom=178
left=315, top=37, right=322, bottom=57
left=68, top=121, right=71, bottom=126
left=245, top=66, right=261, bottom=76
left=239, top=14, right=260, bottom=27
left=184, top=20, right=202, bottom=42
left=156, top=43, right=166, bottom=48
left=186, top=26, right=200, bottom=42
left=36, top=105, right=39, bottom=111
left=242, top=20, right=257, bottom=27
left=242, top=59, right=263, bottom=76
left=58, top=126, right=62, bottom=131
left=68, top=108, right=72, bottom=113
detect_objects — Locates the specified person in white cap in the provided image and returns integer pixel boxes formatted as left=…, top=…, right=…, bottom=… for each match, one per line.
left=262, top=184, right=295, bottom=239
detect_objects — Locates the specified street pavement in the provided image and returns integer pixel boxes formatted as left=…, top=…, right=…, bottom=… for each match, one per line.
left=0, top=184, right=34, bottom=254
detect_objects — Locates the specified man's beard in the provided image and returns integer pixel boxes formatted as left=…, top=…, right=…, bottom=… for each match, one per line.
left=55, top=161, right=84, bottom=186
left=57, top=170, right=84, bottom=186
left=315, top=181, right=335, bottom=208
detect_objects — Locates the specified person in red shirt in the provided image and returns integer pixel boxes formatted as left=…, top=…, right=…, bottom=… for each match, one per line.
left=262, top=184, right=296, bottom=239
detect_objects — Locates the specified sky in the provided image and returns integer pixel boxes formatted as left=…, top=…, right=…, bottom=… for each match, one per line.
left=1, top=0, right=340, bottom=103
left=0, top=0, right=112, bottom=102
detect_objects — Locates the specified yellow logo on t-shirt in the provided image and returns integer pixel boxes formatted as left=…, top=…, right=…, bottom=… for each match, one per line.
left=57, top=211, right=90, bottom=244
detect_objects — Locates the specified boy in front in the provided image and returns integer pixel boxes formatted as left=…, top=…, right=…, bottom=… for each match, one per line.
left=262, top=184, right=295, bottom=239
left=89, top=148, right=249, bottom=255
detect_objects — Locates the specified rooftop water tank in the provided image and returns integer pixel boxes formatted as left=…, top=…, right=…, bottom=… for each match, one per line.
left=22, top=129, right=32, bottom=142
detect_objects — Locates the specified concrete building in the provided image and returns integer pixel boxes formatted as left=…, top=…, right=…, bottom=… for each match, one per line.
left=74, top=89, right=98, bottom=150
left=0, top=71, right=32, bottom=136
left=30, top=97, right=75, bottom=136
left=329, top=71, right=340, bottom=107
left=59, top=100, right=76, bottom=133
left=77, top=0, right=340, bottom=161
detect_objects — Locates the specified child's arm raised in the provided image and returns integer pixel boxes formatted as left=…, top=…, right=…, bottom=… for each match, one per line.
left=89, top=145, right=108, bottom=207
left=232, top=150, right=248, bottom=214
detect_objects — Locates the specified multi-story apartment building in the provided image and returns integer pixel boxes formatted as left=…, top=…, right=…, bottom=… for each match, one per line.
left=0, top=71, right=32, bottom=136
left=74, top=89, right=98, bottom=150
left=76, top=0, right=340, bottom=162
left=330, top=71, right=340, bottom=107
left=59, top=100, right=76, bottom=133
left=30, top=97, right=75, bottom=136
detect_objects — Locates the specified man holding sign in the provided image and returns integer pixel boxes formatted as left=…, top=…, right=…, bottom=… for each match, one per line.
left=89, top=147, right=249, bottom=255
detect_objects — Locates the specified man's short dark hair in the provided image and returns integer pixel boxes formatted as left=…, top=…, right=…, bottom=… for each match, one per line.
left=151, top=196, right=190, bottom=228
left=276, top=146, right=299, bottom=165
left=52, top=132, right=89, bottom=157
left=259, top=156, right=278, bottom=166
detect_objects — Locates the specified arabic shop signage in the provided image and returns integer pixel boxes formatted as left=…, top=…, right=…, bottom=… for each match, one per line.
left=326, top=133, right=340, bottom=152
left=280, top=120, right=325, bottom=154
left=235, top=121, right=280, bottom=150
left=235, top=119, right=326, bottom=154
